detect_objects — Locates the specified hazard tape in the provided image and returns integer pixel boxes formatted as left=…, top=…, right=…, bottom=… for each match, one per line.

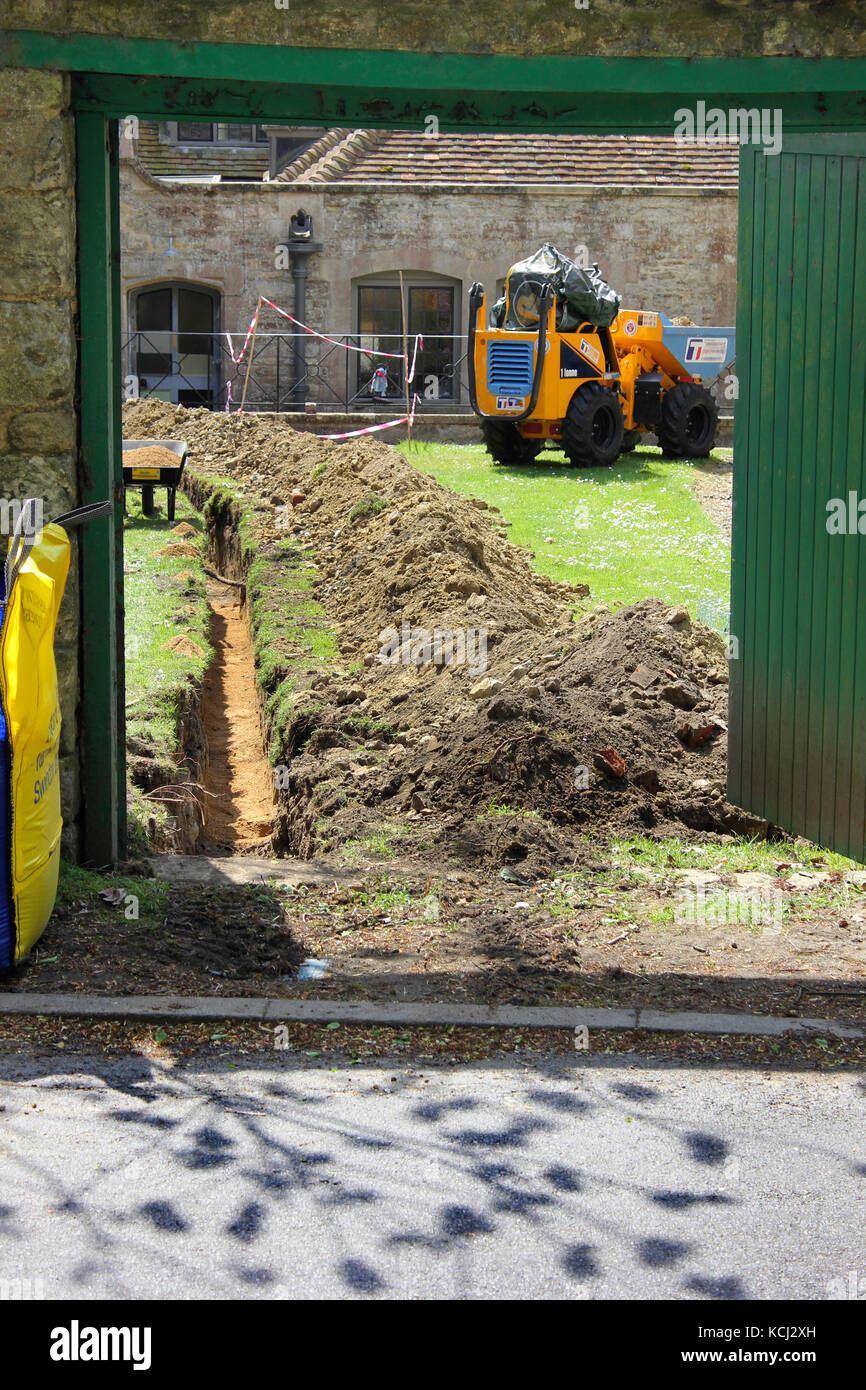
left=260, top=296, right=417, bottom=361
left=224, top=304, right=260, bottom=366
left=228, top=295, right=423, bottom=420
left=317, top=395, right=420, bottom=440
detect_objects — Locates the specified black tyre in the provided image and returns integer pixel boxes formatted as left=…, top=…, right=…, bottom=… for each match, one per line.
left=140, top=484, right=155, bottom=516
left=167, top=488, right=176, bottom=522
left=480, top=419, right=542, bottom=465
left=619, top=429, right=641, bottom=457
left=656, top=382, right=718, bottom=458
left=561, top=382, right=624, bottom=467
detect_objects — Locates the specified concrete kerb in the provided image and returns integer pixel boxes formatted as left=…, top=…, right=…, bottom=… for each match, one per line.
left=0, top=994, right=862, bottom=1039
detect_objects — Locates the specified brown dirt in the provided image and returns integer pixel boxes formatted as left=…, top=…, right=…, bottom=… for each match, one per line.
left=122, top=400, right=760, bottom=874
left=692, top=456, right=733, bottom=541
left=201, top=579, right=276, bottom=851
left=123, top=443, right=181, bottom=470
left=165, top=633, right=205, bottom=658
left=158, top=541, right=198, bottom=558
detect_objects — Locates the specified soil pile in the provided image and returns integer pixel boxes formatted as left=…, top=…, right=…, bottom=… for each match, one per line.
left=123, top=401, right=750, bottom=870
left=123, top=443, right=183, bottom=471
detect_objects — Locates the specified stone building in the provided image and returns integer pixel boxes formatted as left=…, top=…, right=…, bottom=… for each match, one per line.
left=120, top=123, right=738, bottom=414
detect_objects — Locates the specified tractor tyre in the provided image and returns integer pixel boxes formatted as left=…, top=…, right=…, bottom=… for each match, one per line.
left=619, top=429, right=641, bottom=457
left=656, top=382, right=718, bottom=458
left=561, top=382, right=624, bottom=467
left=480, top=419, right=542, bottom=466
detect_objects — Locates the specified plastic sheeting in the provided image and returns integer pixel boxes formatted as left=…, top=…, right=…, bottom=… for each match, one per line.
left=491, top=242, right=622, bottom=331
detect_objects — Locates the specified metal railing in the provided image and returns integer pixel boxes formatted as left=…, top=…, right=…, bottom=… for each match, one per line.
left=121, top=331, right=469, bottom=413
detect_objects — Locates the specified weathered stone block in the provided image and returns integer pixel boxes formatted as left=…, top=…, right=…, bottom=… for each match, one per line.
left=0, top=67, right=67, bottom=116
left=0, top=115, right=73, bottom=191
left=55, top=642, right=79, bottom=759
left=8, top=409, right=76, bottom=455
left=0, top=453, right=77, bottom=519
left=6, top=1, right=866, bottom=57
left=0, top=188, right=76, bottom=299
left=0, top=301, right=76, bottom=407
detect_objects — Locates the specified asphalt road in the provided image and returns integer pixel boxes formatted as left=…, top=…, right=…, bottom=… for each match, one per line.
left=0, top=1049, right=863, bottom=1300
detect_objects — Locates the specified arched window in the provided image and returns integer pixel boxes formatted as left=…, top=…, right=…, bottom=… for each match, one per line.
left=129, top=282, right=220, bottom=407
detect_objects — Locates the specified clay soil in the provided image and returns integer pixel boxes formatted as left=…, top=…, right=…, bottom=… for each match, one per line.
left=202, top=576, right=276, bottom=851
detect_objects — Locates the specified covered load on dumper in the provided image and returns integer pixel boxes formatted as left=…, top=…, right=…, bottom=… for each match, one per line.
left=490, top=242, right=622, bottom=332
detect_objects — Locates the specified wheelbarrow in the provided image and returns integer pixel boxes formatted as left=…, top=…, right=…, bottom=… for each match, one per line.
left=122, top=439, right=190, bottom=522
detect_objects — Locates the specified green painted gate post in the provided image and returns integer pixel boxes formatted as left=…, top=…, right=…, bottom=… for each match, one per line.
left=75, top=112, right=126, bottom=863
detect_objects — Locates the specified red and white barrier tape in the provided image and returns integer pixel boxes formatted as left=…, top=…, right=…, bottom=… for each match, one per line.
left=318, top=395, right=420, bottom=440
left=224, top=304, right=260, bottom=366
left=260, top=297, right=417, bottom=360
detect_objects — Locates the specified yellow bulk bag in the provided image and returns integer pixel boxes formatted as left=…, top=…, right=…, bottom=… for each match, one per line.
left=0, top=499, right=111, bottom=969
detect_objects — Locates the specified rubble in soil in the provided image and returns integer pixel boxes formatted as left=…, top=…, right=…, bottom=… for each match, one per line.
left=123, top=401, right=758, bottom=873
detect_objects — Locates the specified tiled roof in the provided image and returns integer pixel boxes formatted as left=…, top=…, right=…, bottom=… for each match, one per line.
left=131, top=121, right=738, bottom=189
left=133, top=120, right=269, bottom=181
left=277, top=130, right=738, bottom=188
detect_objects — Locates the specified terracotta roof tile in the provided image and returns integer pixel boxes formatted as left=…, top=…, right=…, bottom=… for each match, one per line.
left=277, top=130, right=738, bottom=188
left=132, top=122, right=738, bottom=190
left=133, top=120, right=269, bottom=181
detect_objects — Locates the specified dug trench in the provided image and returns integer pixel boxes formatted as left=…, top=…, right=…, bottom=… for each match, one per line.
left=200, top=572, right=275, bottom=854
left=16, top=401, right=864, bottom=1025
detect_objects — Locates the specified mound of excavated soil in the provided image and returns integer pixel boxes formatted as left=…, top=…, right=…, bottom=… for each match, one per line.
left=123, top=402, right=757, bottom=871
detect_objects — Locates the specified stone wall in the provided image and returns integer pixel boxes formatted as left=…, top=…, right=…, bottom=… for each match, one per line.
left=0, top=67, right=80, bottom=855
left=120, top=158, right=738, bottom=410
left=2, top=0, right=864, bottom=58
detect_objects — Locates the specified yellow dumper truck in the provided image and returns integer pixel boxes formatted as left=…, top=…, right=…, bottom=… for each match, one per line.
left=468, top=243, right=735, bottom=467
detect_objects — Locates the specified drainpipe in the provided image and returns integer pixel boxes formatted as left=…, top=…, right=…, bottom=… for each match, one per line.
left=287, top=209, right=322, bottom=408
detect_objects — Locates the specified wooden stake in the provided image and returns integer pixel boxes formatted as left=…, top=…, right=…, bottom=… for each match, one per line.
left=239, top=295, right=262, bottom=413
left=399, top=270, right=411, bottom=447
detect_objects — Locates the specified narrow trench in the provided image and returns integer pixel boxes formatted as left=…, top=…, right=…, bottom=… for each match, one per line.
left=200, top=573, right=276, bottom=853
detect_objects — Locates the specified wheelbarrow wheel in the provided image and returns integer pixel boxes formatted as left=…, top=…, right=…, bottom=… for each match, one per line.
left=167, top=488, right=176, bottom=522
left=140, top=485, right=155, bottom=516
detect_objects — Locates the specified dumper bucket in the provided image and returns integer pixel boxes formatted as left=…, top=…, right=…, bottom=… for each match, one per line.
left=611, top=310, right=735, bottom=384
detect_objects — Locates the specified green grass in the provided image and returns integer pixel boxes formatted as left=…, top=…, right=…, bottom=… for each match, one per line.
left=56, top=862, right=168, bottom=919
left=399, top=439, right=731, bottom=630
left=123, top=489, right=210, bottom=745
left=198, top=480, right=339, bottom=764
left=610, top=833, right=863, bottom=873
left=349, top=493, right=386, bottom=523
left=123, top=490, right=212, bottom=844
left=341, top=823, right=413, bottom=861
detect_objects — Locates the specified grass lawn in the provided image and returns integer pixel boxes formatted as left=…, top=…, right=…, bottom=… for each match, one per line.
left=400, top=438, right=731, bottom=630
left=123, top=489, right=212, bottom=843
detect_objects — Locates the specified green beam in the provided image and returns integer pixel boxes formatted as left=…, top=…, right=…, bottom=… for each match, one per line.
left=67, top=73, right=866, bottom=133
left=75, top=111, right=126, bottom=865
left=0, top=30, right=861, bottom=92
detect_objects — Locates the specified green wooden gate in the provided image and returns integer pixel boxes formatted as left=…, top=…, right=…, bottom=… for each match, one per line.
left=729, top=134, right=866, bottom=861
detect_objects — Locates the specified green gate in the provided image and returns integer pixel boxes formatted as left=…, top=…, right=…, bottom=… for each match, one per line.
left=729, top=134, right=866, bottom=861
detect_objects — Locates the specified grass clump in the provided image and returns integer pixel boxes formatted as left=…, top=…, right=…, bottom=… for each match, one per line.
left=349, top=493, right=386, bottom=523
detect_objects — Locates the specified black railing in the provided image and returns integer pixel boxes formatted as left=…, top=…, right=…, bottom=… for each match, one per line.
left=121, top=331, right=468, bottom=413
